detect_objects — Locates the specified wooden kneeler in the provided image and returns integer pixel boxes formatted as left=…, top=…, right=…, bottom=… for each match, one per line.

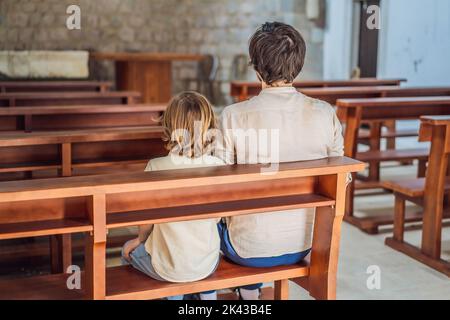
left=384, top=116, right=450, bottom=276
left=0, top=157, right=364, bottom=300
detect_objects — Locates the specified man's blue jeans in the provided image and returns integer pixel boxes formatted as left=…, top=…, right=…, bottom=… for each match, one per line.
left=218, top=221, right=311, bottom=291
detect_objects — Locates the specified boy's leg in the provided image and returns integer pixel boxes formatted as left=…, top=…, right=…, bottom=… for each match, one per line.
left=121, top=242, right=184, bottom=300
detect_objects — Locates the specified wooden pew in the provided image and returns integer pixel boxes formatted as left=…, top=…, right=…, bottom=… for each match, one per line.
left=0, top=127, right=166, bottom=181
left=300, top=86, right=450, bottom=105
left=383, top=116, right=450, bottom=276
left=231, top=78, right=406, bottom=102
left=304, top=86, right=450, bottom=151
left=0, top=104, right=165, bottom=132
left=337, top=96, right=450, bottom=234
left=0, top=157, right=364, bottom=300
left=0, top=81, right=113, bottom=93
left=0, top=91, right=141, bottom=107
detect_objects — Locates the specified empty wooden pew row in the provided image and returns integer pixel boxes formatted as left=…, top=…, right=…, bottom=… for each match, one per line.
left=0, top=81, right=113, bottom=93
left=336, top=96, right=450, bottom=234
left=0, top=126, right=166, bottom=182
left=0, top=91, right=141, bottom=107
left=230, top=78, right=406, bottom=102
left=302, top=86, right=450, bottom=153
left=0, top=157, right=365, bottom=300
left=0, top=104, right=166, bottom=132
left=383, top=116, right=450, bottom=277
left=300, top=86, right=450, bottom=105
left=307, top=85, right=450, bottom=148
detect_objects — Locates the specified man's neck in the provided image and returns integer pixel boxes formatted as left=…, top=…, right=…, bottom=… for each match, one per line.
left=261, top=80, right=293, bottom=89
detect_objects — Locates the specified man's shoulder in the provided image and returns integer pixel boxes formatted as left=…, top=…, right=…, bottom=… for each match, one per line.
left=302, top=95, right=335, bottom=112
left=221, top=99, right=254, bottom=117
left=222, top=100, right=248, bottom=114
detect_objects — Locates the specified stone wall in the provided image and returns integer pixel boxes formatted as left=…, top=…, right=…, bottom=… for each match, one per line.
left=0, top=0, right=324, bottom=105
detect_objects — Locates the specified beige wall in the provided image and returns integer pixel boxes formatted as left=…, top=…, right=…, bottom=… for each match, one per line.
left=0, top=0, right=324, bottom=105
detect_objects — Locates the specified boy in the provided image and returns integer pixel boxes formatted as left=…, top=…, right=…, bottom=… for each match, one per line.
left=122, top=91, right=224, bottom=300
left=216, top=22, right=344, bottom=300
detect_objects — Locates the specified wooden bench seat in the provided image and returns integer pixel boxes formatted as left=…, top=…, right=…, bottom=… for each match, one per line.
left=358, top=128, right=418, bottom=140
left=356, top=148, right=429, bottom=163
left=382, top=177, right=450, bottom=198
left=0, top=81, right=113, bottom=93
left=107, top=261, right=308, bottom=300
left=0, top=91, right=141, bottom=107
left=0, top=260, right=308, bottom=300
left=0, top=157, right=365, bottom=300
left=381, top=178, right=428, bottom=197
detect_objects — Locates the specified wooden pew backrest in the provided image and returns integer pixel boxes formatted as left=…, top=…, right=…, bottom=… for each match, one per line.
left=0, top=81, right=113, bottom=93
left=230, top=78, right=407, bottom=101
left=0, top=104, right=166, bottom=132
left=0, top=91, right=141, bottom=107
left=0, top=127, right=166, bottom=180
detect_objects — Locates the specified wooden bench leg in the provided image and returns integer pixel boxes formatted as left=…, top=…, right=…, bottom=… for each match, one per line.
left=274, top=279, right=289, bottom=300
left=393, top=195, right=406, bottom=242
left=417, top=159, right=427, bottom=178
left=50, top=234, right=72, bottom=273
left=345, top=174, right=355, bottom=217
left=24, top=115, right=32, bottom=132
left=85, top=194, right=107, bottom=300
left=385, top=120, right=396, bottom=150
left=60, top=143, right=72, bottom=177
left=368, top=122, right=381, bottom=181
left=85, top=234, right=106, bottom=300
left=308, top=206, right=342, bottom=300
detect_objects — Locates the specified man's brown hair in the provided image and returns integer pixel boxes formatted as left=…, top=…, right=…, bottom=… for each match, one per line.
left=162, top=91, right=216, bottom=158
left=249, top=21, right=306, bottom=85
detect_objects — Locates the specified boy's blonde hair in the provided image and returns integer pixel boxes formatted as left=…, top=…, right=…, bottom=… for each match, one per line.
left=162, top=91, right=217, bottom=158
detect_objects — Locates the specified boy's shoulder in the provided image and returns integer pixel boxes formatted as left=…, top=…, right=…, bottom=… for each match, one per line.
left=146, top=155, right=225, bottom=172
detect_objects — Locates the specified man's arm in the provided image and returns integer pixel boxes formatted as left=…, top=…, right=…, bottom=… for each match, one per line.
left=328, top=110, right=345, bottom=157
left=214, top=110, right=236, bottom=164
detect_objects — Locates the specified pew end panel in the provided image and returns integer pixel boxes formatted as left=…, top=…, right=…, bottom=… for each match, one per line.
left=383, top=116, right=450, bottom=276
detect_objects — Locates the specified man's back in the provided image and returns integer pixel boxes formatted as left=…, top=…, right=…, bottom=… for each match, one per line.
left=218, top=87, right=344, bottom=258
